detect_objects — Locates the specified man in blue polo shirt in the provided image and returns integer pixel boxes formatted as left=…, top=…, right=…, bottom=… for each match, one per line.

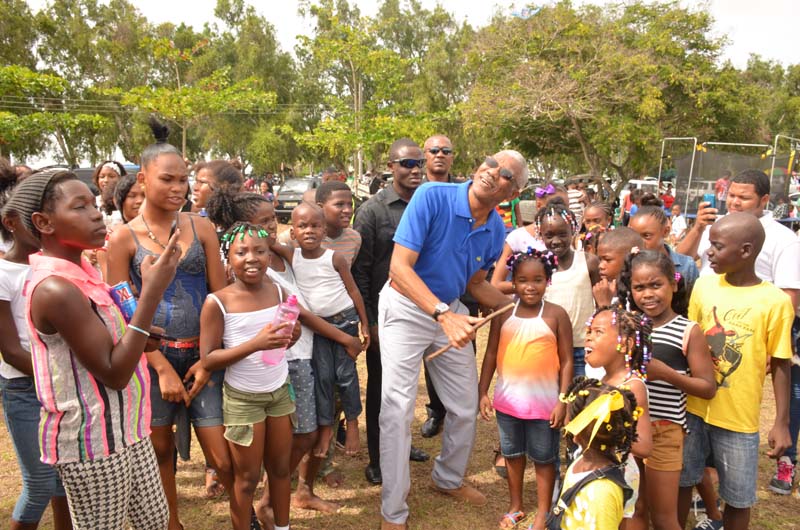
left=378, top=150, right=528, bottom=530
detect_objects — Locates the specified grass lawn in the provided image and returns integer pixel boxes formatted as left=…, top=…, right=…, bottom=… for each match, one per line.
left=2, top=329, right=798, bottom=529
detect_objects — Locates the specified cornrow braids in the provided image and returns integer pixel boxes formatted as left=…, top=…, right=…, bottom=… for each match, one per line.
left=632, top=204, right=668, bottom=227
left=588, top=306, right=653, bottom=380
left=206, top=188, right=270, bottom=233
left=617, top=249, right=689, bottom=317
left=505, top=246, right=559, bottom=283
left=561, top=377, right=639, bottom=464
left=219, top=221, right=271, bottom=262
left=585, top=201, right=614, bottom=226
left=534, top=201, right=579, bottom=235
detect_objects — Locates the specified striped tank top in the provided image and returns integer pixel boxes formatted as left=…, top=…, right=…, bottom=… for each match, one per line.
left=26, top=253, right=151, bottom=465
left=492, top=301, right=560, bottom=420
left=647, top=315, right=695, bottom=428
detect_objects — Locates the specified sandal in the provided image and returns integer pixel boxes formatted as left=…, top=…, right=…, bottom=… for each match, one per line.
left=493, top=449, right=508, bottom=479
left=205, top=467, right=225, bottom=498
left=499, top=511, right=526, bottom=529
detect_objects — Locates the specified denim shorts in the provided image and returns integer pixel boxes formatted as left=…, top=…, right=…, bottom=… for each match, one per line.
left=496, top=410, right=559, bottom=464
left=679, top=412, right=759, bottom=508
left=149, top=345, right=224, bottom=428
left=288, top=359, right=317, bottom=435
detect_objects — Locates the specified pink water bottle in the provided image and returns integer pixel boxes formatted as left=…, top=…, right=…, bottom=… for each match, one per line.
left=261, top=295, right=301, bottom=365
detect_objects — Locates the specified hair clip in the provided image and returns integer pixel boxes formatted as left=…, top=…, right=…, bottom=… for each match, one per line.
left=674, top=272, right=682, bottom=282
left=630, top=246, right=640, bottom=255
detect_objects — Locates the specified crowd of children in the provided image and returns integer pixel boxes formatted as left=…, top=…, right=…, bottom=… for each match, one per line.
left=0, top=131, right=798, bottom=530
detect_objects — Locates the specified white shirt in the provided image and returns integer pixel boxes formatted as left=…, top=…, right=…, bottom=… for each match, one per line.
left=0, top=260, right=32, bottom=379
left=671, top=214, right=687, bottom=239
left=697, top=211, right=800, bottom=290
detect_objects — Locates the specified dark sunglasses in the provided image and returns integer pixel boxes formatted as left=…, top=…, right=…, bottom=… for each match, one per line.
left=427, top=147, right=454, bottom=156
left=391, top=158, right=426, bottom=169
left=483, top=156, right=515, bottom=182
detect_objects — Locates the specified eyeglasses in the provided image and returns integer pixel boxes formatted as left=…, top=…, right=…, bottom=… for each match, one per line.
left=391, top=158, right=426, bottom=169
left=427, top=147, right=454, bottom=156
left=483, top=156, right=516, bottom=183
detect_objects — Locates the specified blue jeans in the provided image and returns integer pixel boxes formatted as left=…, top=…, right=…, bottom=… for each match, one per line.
left=786, top=316, right=800, bottom=462
left=495, top=410, right=559, bottom=464
left=312, top=307, right=362, bottom=425
left=0, top=375, right=66, bottom=523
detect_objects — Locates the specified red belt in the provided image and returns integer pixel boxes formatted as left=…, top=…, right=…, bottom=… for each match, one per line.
left=162, top=339, right=199, bottom=349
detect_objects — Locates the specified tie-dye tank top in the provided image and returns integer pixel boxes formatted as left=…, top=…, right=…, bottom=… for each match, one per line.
left=25, top=253, right=151, bottom=465
left=492, top=300, right=560, bottom=420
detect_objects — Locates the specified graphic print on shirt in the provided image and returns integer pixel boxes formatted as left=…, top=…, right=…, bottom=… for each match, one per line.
left=704, top=306, right=752, bottom=388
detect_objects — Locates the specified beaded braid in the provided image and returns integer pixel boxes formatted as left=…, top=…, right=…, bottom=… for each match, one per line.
left=534, top=201, right=579, bottom=236
left=560, top=377, right=640, bottom=464
left=505, top=246, right=559, bottom=283
left=219, top=221, right=271, bottom=261
left=587, top=306, right=653, bottom=381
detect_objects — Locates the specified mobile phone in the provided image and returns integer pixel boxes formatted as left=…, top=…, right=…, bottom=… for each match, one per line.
left=701, top=193, right=716, bottom=208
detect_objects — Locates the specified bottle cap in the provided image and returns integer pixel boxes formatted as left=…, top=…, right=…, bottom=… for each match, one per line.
left=286, top=295, right=298, bottom=305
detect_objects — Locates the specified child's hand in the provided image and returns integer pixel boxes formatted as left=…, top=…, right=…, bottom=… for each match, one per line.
left=289, top=321, right=302, bottom=344
left=768, top=423, right=791, bottom=459
left=253, top=322, right=292, bottom=351
left=592, top=277, right=616, bottom=307
left=645, top=358, right=670, bottom=382
left=344, top=336, right=362, bottom=360
left=550, top=401, right=567, bottom=429
left=479, top=394, right=494, bottom=421
left=144, top=325, right=165, bottom=352
left=157, top=364, right=190, bottom=406
left=360, top=324, right=371, bottom=352
left=184, top=360, right=212, bottom=403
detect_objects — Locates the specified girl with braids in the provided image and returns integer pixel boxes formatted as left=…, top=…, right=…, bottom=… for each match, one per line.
left=616, top=250, right=716, bottom=530
left=629, top=200, right=698, bottom=295
left=584, top=306, right=653, bottom=524
left=208, top=186, right=360, bottom=518
left=106, top=118, right=231, bottom=530
left=200, top=222, right=301, bottom=530
left=191, top=159, right=244, bottom=215
left=581, top=201, right=614, bottom=254
left=549, top=378, right=639, bottom=530
left=479, top=248, right=574, bottom=530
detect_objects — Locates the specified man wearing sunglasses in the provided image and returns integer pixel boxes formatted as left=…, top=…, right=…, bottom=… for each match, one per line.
left=378, top=151, right=527, bottom=530
left=423, top=135, right=456, bottom=183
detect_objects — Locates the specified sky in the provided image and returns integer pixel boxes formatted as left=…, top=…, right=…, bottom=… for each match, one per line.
left=26, top=0, right=799, bottom=69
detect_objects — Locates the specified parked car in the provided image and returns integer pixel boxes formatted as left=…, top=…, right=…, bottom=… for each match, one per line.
left=275, top=176, right=321, bottom=223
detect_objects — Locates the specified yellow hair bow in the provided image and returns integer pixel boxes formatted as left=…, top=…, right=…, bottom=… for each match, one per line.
left=564, top=390, right=625, bottom=451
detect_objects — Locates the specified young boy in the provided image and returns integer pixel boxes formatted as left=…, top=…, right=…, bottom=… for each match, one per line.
left=679, top=213, right=793, bottom=530
left=272, top=202, right=369, bottom=457
left=670, top=203, right=687, bottom=244
left=592, top=227, right=644, bottom=307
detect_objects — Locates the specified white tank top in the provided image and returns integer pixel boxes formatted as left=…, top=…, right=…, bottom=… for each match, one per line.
left=292, top=248, right=353, bottom=317
left=267, top=258, right=313, bottom=361
left=544, top=250, right=594, bottom=347
left=207, top=286, right=289, bottom=393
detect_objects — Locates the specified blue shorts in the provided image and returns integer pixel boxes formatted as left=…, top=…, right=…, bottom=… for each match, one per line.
left=149, top=345, right=224, bottom=428
left=679, top=412, right=759, bottom=508
left=496, top=410, right=559, bottom=464
left=572, top=347, right=586, bottom=378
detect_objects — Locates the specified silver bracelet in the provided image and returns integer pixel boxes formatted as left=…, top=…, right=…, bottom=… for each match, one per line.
left=127, top=324, right=150, bottom=337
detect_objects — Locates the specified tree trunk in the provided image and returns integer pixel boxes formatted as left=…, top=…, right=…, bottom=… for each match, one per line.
left=569, top=114, right=600, bottom=177
left=54, top=129, right=75, bottom=167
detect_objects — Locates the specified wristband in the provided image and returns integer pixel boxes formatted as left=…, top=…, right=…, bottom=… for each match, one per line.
left=127, top=324, right=150, bottom=337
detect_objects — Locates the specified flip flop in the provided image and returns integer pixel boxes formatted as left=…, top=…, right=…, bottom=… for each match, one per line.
left=499, top=511, right=526, bottom=529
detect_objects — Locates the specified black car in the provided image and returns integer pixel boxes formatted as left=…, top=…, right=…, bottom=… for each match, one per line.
left=275, top=177, right=321, bottom=223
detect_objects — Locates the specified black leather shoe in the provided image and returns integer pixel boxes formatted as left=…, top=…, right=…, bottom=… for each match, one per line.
left=409, top=445, right=430, bottom=462
left=420, top=415, right=444, bottom=438
left=365, top=464, right=382, bottom=484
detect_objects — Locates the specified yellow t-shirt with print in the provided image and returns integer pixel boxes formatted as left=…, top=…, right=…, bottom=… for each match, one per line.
left=560, top=461, right=624, bottom=530
left=687, top=275, right=794, bottom=433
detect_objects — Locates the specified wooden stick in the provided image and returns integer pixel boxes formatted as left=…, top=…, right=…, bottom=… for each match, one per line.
left=424, top=301, right=516, bottom=361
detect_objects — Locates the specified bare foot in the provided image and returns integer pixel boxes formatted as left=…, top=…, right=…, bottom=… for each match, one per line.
left=344, top=419, right=360, bottom=456
left=313, top=425, right=333, bottom=458
left=530, top=511, right=546, bottom=530
left=292, top=485, right=340, bottom=514
left=204, top=467, right=225, bottom=498
left=255, top=501, right=274, bottom=530
left=322, top=468, right=345, bottom=488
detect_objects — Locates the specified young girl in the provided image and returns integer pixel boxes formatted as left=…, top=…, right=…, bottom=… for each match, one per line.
left=106, top=123, right=231, bottom=530
left=191, top=159, right=243, bottom=215
left=533, top=202, right=600, bottom=378
left=479, top=248, right=574, bottom=530
left=12, top=169, right=180, bottom=529
left=0, top=169, right=72, bottom=529
left=616, top=250, right=716, bottom=530
left=584, top=305, right=653, bottom=526
left=628, top=202, right=698, bottom=294
left=550, top=378, right=640, bottom=530
left=200, top=222, right=299, bottom=530
left=207, top=188, right=361, bottom=517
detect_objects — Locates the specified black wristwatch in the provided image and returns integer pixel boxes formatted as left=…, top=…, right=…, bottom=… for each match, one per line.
left=432, top=302, right=450, bottom=322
